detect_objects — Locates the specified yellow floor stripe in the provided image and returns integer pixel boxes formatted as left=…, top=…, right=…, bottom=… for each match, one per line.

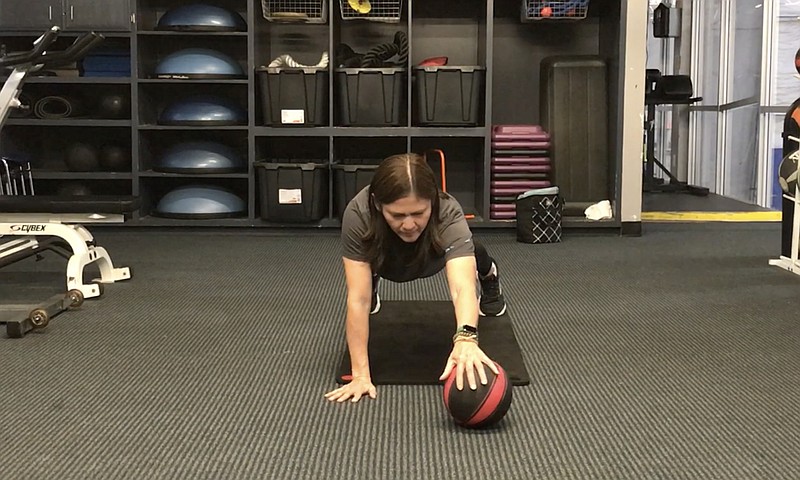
left=641, top=211, right=782, bottom=222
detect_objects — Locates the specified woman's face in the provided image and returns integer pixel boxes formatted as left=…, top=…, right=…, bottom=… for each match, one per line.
left=378, top=194, right=432, bottom=243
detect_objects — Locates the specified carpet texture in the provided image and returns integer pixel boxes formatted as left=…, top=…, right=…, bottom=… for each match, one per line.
left=0, top=223, right=798, bottom=480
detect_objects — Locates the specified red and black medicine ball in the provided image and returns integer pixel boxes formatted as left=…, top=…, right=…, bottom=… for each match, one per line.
left=443, top=362, right=513, bottom=429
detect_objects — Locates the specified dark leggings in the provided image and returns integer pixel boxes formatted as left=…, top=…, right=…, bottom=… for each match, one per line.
left=473, top=240, right=495, bottom=278
left=372, top=239, right=495, bottom=287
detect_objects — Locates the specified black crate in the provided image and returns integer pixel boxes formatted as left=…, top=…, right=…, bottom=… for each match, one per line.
left=413, top=66, right=485, bottom=126
left=255, top=161, right=329, bottom=222
left=335, top=68, right=406, bottom=126
left=332, top=163, right=378, bottom=219
left=257, top=67, right=328, bottom=126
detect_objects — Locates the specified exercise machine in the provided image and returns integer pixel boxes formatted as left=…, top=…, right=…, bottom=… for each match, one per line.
left=0, top=27, right=140, bottom=338
left=770, top=135, right=800, bottom=276
left=643, top=69, right=708, bottom=196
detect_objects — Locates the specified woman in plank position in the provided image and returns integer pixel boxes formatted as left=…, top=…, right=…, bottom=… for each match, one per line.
left=325, top=153, right=507, bottom=403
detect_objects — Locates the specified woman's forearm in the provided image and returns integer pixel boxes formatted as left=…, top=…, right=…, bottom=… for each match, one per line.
left=452, top=283, right=479, bottom=330
left=345, top=301, right=371, bottom=378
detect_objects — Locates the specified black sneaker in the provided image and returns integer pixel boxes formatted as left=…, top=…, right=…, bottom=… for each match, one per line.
left=479, top=262, right=506, bottom=316
left=370, top=276, right=381, bottom=315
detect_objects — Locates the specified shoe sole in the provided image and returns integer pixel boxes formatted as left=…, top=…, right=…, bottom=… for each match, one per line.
left=479, top=303, right=506, bottom=317
left=370, top=294, right=381, bottom=315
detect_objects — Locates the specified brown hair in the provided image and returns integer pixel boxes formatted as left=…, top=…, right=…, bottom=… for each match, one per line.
left=363, top=153, right=447, bottom=273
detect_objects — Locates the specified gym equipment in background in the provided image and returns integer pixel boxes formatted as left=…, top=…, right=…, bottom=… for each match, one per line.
left=522, top=0, right=590, bottom=20
left=256, top=63, right=329, bottom=127
left=0, top=27, right=139, bottom=338
left=653, top=2, right=681, bottom=38
left=154, top=184, right=246, bottom=219
left=154, top=48, right=245, bottom=79
left=331, top=161, right=378, bottom=219
left=97, top=93, right=130, bottom=119
left=443, top=361, right=513, bottom=429
left=540, top=55, right=610, bottom=206
left=335, top=31, right=408, bottom=68
left=642, top=69, right=707, bottom=196
left=99, top=144, right=131, bottom=171
left=33, top=95, right=85, bottom=119
left=490, top=125, right=553, bottom=220
left=338, top=0, right=402, bottom=23
left=155, top=141, right=245, bottom=174
left=254, top=161, right=329, bottom=222
left=261, top=0, right=328, bottom=24
left=156, top=3, right=247, bottom=32
left=8, top=93, right=33, bottom=117
left=779, top=99, right=800, bottom=258
left=266, top=52, right=329, bottom=69
left=64, top=142, right=100, bottom=171
left=78, top=47, right=131, bottom=77
left=413, top=65, right=485, bottom=126
left=158, top=94, right=247, bottom=125
left=770, top=134, right=800, bottom=276
left=515, top=186, right=564, bottom=244
left=347, top=0, right=372, bottom=14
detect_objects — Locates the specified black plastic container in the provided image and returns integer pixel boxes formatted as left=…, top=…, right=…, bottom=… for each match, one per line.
left=257, top=67, right=328, bottom=126
left=335, top=68, right=406, bottom=126
left=413, top=66, right=485, bottom=126
left=254, top=161, right=329, bottom=222
left=332, top=163, right=378, bottom=219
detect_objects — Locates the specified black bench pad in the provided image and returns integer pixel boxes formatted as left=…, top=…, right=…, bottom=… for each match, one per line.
left=0, top=196, right=140, bottom=214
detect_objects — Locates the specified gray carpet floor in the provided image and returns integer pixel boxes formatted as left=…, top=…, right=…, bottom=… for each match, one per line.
left=1, top=223, right=799, bottom=480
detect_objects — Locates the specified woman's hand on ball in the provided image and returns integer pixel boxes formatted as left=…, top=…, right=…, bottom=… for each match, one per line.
left=324, top=376, right=377, bottom=403
left=439, top=341, right=499, bottom=391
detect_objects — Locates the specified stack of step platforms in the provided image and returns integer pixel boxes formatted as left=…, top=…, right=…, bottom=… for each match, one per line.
left=490, top=125, right=552, bottom=220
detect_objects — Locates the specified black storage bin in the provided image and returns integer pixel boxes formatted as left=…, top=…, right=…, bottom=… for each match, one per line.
left=335, top=68, right=406, bottom=126
left=515, top=187, right=563, bottom=244
left=413, top=66, right=485, bottom=126
left=255, top=161, right=329, bottom=222
left=540, top=56, right=608, bottom=204
left=257, top=67, right=328, bottom=126
left=332, top=163, right=378, bottom=219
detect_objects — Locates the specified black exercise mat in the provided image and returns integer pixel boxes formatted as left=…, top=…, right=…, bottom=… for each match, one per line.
left=335, top=301, right=531, bottom=386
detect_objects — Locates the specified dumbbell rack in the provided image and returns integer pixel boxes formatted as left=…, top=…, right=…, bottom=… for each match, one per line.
left=489, top=124, right=553, bottom=220
left=770, top=135, right=800, bottom=276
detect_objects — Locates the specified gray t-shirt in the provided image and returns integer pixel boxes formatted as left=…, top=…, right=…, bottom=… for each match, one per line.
left=341, top=186, right=475, bottom=282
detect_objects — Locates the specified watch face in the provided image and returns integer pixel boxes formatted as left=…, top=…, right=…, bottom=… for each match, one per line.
left=461, top=325, right=478, bottom=334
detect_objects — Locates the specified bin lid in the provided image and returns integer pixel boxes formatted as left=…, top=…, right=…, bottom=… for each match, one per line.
left=413, top=65, right=486, bottom=73
left=332, top=164, right=380, bottom=171
left=540, top=55, right=606, bottom=69
left=335, top=67, right=407, bottom=74
left=256, top=66, right=328, bottom=74
left=254, top=161, right=327, bottom=171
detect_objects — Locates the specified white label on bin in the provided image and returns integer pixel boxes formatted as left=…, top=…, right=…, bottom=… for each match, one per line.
left=279, top=189, right=302, bottom=204
left=281, top=109, right=305, bottom=124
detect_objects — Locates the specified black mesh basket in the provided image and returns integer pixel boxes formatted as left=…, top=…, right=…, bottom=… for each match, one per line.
left=339, top=0, right=402, bottom=23
left=262, top=0, right=328, bottom=24
left=521, top=0, right=589, bottom=22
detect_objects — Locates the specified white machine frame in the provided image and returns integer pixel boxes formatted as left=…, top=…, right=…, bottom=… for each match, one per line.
left=0, top=27, right=132, bottom=300
left=769, top=135, right=800, bottom=276
left=0, top=214, right=131, bottom=299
